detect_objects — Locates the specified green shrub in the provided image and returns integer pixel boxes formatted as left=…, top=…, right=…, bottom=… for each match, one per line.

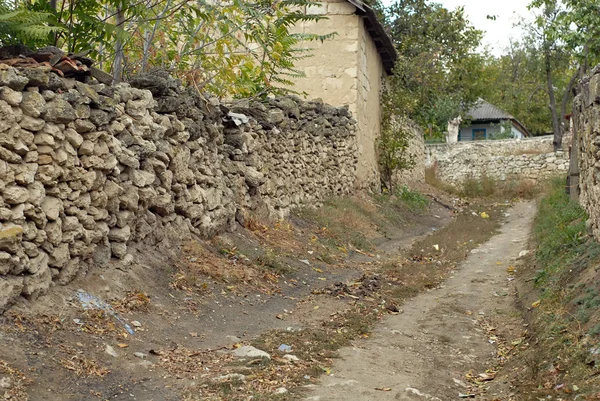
left=397, top=185, right=429, bottom=210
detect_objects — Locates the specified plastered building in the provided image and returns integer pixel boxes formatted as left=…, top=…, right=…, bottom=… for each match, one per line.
left=291, top=0, right=397, bottom=189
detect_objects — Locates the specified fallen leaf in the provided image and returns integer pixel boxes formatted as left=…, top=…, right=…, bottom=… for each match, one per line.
left=532, top=300, right=541, bottom=308
left=117, top=343, right=129, bottom=348
left=506, top=266, right=516, bottom=273
left=480, top=212, right=490, bottom=219
left=375, top=387, right=392, bottom=391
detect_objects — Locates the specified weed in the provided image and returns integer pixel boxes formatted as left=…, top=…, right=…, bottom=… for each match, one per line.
left=256, top=250, right=292, bottom=275
left=461, top=174, right=497, bottom=198
left=317, top=253, right=335, bottom=264
left=590, top=323, right=600, bottom=336
left=397, top=185, right=429, bottom=210
left=425, top=163, right=456, bottom=193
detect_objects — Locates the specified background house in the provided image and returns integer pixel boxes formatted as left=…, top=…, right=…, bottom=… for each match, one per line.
left=452, top=99, right=531, bottom=142
left=291, top=0, right=397, bottom=188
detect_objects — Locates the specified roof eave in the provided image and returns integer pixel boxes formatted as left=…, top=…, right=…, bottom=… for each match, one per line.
left=347, top=0, right=398, bottom=75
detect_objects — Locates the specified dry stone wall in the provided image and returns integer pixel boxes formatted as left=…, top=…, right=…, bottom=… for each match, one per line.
left=572, top=65, right=600, bottom=241
left=425, top=136, right=569, bottom=185
left=0, top=66, right=358, bottom=312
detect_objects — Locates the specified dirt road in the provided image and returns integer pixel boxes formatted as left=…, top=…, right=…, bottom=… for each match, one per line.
left=304, top=201, right=536, bottom=401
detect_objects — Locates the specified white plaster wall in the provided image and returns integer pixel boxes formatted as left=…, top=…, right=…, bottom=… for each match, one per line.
left=291, top=0, right=360, bottom=113
left=291, top=0, right=385, bottom=190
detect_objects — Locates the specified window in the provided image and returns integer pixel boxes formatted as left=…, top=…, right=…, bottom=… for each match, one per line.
left=472, top=128, right=486, bottom=140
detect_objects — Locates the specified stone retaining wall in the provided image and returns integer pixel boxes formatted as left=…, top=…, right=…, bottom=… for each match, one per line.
left=0, top=66, right=358, bottom=312
left=572, top=65, right=600, bottom=241
left=425, top=136, right=569, bottom=185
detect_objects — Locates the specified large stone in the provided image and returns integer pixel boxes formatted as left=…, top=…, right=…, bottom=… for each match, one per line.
left=108, top=226, right=131, bottom=242
left=22, top=258, right=52, bottom=300
left=131, top=169, right=156, bottom=187
left=27, top=251, right=48, bottom=274
left=3, top=185, right=29, bottom=204
left=245, top=167, right=266, bottom=188
left=0, top=87, right=22, bottom=106
left=111, top=242, right=127, bottom=259
left=0, top=146, right=21, bottom=163
left=231, top=346, right=271, bottom=360
left=0, top=225, right=22, bottom=253
left=57, top=257, right=82, bottom=285
left=49, top=243, right=69, bottom=268
left=41, top=196, right=62, bottom=221
left=45, top=98, right=77, bottom=123
left=21, top=91, right=47, bottom=117
left=19, top=115, right=45, bottom=131
left=0, top=277, right=24, bottom=313
left=0, top=68, right=28, bottom=90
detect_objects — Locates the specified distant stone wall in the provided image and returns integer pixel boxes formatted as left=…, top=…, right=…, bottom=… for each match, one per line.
left=0, top=66, right=358, bottom=312
left=572, top=65, right=600, bottom=241
left=425, top=136, right=568, bottom=185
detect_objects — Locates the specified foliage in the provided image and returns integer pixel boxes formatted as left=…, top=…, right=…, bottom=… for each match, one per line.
left=0, top=1, right=64, bottom=47
left=377, top=106, right=415, bottom=192
left=489, top=120, right=516, bottom=140
left=478, top=40, right=556, bottom=135
left=397, top=185, right=428, bottom=210
left=23, top=0, right=333, bottom=97
left=382, top=0, right=485, bottom=138
left=534, top=177, right=590, bottom=284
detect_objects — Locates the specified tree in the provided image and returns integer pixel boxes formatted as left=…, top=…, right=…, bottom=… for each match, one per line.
left=382, top=0, right=485, bottom=138
left=23, top=0, right=333, bottom=97
left=526, top=0, right=600, bottom=149
left=0, top=1, right=63, bottom=47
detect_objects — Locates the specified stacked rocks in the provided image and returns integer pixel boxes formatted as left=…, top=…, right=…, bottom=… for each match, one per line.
left=0, top=66, right=358, bottom=312
left=572, top=65, right=600, bottom=241
left=425, top=136, right=569, bottom=186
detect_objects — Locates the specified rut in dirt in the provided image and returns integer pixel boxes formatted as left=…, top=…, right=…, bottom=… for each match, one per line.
left=304, top=201, right=536, bottom=401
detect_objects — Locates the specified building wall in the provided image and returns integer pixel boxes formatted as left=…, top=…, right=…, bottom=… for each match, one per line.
left=355, top=16, right=385, bottom=189
left=459, top=123, right=501, bottom=141
left=291, top=0, right=360, bottom=115
left=291, top=0, right=384, bottom=189
left=459, top=121, right=525, bottom=141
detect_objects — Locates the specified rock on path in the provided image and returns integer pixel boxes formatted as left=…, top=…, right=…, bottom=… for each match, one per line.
left=304, top=202, right=536, bottom=401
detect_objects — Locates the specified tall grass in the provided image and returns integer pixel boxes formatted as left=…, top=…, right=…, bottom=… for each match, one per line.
left=533, top=177, right=595, bottom=285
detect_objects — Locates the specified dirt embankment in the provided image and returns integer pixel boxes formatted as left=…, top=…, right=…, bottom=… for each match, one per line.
left=0, top=185, right=475, bottom=401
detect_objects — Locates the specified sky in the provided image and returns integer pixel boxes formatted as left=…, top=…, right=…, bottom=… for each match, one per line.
left=381, top=0, right=534, bottom=56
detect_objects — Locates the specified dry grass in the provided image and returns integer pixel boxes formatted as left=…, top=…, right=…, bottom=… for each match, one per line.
left=425, top=163, right=458, bottom=194
left=111, top=290, right=151, bottom=313
left=0, top=360, right=30, bottom=401
left=58, top=345, right=110, bottom=378
left=178, top=202, right=507, bottom=400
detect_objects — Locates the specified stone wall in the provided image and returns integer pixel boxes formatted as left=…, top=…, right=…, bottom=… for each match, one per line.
left=0, top=66, right=358, bottom=312
left=425, top=136, right=569, bottom=185
left=394, top=120, right=425, bottom=184
left=572, top=65, right=600, bottom=241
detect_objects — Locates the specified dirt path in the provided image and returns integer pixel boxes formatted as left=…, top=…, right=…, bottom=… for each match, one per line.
left=304, top=201, right=536, bottom=401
